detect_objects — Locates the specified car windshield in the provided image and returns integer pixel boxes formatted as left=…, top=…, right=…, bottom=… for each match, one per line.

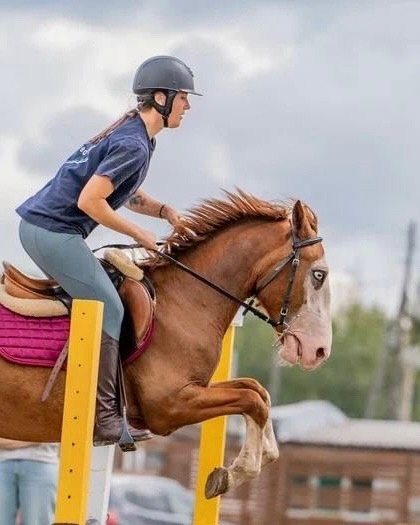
left=167, top=485, right=193, bottom=515
left=110, top=476, right=194, bottom=517
left=125, top=487, right=171, bottom=512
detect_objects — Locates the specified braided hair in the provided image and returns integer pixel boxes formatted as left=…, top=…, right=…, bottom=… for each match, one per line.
left=88, top=92, right=155, bottom=144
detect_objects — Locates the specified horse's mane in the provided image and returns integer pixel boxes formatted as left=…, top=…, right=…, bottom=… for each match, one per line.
left=143, top=189, right=295, bottom=268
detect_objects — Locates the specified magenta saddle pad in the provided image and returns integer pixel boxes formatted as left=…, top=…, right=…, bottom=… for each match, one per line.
left=0, top=303, right=154, bottom=368
left=0, top=304, right=69, bottom=367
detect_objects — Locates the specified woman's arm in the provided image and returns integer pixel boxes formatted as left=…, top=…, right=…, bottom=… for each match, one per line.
left=125, top=189, right=180, bottom=225
left=78, top=175, right=157, bottom=249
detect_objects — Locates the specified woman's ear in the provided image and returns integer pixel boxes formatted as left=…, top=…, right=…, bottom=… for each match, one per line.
left=153, top=91, right=166, bottom=106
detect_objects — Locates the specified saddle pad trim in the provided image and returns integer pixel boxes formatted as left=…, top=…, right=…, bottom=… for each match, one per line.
left=124, top=318, right=156, bottom=365
left=0, top=349, right=64, bottom=368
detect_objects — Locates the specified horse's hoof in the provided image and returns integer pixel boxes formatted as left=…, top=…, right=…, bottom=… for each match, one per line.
left=205, top=467, right=229, bottom=499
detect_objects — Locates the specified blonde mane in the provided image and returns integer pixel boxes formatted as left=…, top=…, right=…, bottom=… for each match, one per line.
left=144, top=190, right=295, bottom=267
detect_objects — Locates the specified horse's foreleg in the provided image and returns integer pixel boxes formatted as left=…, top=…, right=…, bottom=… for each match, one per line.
left=146, top=383, right=268, bottom=497
left=205, top=379, right=278, bottom=497
left=211, top=377, right=279, bottom=463
left=210, top=377, right=269, bottom=404
left=205, top=412, right=264, bottom=499
left=261, top=416, right=279, bottom=467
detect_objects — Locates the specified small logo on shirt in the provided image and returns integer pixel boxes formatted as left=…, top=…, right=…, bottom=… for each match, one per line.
left=65, top=144, right=95, bottom=165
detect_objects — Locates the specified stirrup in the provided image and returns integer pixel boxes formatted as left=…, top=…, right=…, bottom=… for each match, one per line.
left=118, top=406, right=136, bottom=452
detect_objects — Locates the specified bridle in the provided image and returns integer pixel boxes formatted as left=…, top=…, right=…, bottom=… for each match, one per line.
left=97, top=221, right=322, bottom=334
left=248, top=220, right=323, bottom=332
left=158, top=220, right=322, bottom=333
left=98, top=221, right=322, bottom=333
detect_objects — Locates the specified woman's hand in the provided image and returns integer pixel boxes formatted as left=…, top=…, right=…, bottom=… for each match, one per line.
left=161, top=204, right=181, bottom=226
left=132, top=228, right=158, bottom=251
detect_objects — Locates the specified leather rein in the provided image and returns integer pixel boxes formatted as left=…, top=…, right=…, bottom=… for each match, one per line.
left=98, top=221, right=322, bottom=332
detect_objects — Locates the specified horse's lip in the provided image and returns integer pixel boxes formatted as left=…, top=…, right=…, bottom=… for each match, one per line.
left=279, top=333, right=302, bottom=366
left=290, top=334, right=302, bottom=365
left=296, top=337, right=302, bottom=359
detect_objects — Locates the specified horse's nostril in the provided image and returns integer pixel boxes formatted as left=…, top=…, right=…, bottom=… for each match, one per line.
left=316, top=347, right=326, bottom=360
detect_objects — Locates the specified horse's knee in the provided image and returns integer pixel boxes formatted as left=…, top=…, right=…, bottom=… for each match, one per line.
left=242, top=390, right=268, bottom=427
left=243, top=378, right=270, bottom=405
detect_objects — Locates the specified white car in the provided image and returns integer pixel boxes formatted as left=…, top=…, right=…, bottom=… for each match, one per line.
left=108, top=473, right=195, bottom=525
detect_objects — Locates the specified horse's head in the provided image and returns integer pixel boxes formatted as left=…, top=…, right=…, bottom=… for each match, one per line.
left=255, top=200, right=332, bottom=370
left=146, top=190, right=331, bottom=370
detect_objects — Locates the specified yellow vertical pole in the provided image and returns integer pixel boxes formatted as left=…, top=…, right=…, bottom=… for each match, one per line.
left=193, top=325, right=236, bottom=525
left=53, top=299, right=103, bottom=525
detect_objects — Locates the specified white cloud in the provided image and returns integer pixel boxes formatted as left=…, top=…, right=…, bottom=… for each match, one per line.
left=32, top=18, right=92, bottom=52
left=1, top=2, right=419, bottom=313
left=206, top=142, right=234, bottom=185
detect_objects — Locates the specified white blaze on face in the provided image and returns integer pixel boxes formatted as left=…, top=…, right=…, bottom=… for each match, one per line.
left=279, top=255, right=332, bottom=369
left=303, top=255, right=331, bottom=328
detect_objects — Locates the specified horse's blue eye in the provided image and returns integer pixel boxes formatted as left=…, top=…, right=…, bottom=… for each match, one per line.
left=312, top=270, right=326, bottom=284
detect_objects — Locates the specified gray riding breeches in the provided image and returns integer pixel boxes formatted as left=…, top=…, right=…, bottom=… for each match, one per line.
left=19, top=219, right=124, bottom=340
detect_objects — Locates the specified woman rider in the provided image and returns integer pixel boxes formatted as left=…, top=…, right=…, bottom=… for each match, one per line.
left=15, top=56, right=202, bottom=449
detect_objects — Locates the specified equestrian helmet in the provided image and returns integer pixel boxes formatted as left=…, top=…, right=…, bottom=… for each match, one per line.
left=132, top=55, right=202, bottom=96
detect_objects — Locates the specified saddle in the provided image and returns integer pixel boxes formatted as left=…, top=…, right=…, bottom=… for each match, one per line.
left=0, top=250, right=156, bottom=405
left=0, top=250, right=156, bottom=362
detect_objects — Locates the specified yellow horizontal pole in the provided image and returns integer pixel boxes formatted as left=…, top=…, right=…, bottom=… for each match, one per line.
left=53, top=299, right=103, bottom=525
left=193, top=325, right=236, bottom=525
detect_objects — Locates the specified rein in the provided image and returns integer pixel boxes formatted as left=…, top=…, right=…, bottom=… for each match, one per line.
left=156, top=250, right=277, bottom=326
left=95, top=223, right=322, bottom=331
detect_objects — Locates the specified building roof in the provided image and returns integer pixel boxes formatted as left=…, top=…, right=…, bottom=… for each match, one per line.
left=271, top=400, right=420, bottom=451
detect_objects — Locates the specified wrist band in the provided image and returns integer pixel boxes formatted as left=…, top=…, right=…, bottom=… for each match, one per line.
left=159, top=204, right=166, bottom=218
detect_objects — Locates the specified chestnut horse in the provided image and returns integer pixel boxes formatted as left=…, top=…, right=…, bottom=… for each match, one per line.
left=0, top=191, right=332, bottom=497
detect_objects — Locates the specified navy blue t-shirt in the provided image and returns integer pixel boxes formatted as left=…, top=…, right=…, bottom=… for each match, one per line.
left=17, top=116, right=155, bottom=238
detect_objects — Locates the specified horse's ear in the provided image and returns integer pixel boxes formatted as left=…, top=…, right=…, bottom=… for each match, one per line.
left=292, top=200, right=314, bottom=238
left=292, top=200, right=304, bottom=230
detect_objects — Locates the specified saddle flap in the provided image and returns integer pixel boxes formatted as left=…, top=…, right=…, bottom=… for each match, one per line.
left=118, top=278, right=155, bottom=361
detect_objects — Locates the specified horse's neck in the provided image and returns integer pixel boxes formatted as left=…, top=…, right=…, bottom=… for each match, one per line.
left=153, top=220, right=284, bottom=329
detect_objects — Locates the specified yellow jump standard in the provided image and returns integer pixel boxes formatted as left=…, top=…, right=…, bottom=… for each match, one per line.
left=53, top=299, right=104, bottom=525
left=193, top=324, right=236, bottom=525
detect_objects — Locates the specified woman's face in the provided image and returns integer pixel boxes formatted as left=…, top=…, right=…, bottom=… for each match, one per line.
left=167, top=91, right=190, bottom=128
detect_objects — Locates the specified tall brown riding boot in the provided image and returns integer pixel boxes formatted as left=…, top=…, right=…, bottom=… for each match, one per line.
left=93, top=332, right=151, bottom=449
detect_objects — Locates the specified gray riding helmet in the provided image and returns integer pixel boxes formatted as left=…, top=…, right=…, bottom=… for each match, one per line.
left=133, top=55, right=202, bottom=126
left=133, top=55, right=202, bottom=96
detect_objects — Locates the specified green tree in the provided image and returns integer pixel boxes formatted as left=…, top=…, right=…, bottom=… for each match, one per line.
left=234, top=304, right=387, bottom=418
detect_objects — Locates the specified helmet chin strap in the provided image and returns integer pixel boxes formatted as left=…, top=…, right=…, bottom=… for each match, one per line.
left=151, top=90, right=177, bottom=127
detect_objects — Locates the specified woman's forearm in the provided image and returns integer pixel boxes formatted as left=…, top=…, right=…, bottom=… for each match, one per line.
left=125, top=189, right=164, bottom=218
left=78, top=196, right=139, bottom=238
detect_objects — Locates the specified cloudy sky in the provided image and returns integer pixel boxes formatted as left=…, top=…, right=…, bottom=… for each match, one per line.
left=1, top=0, right=418, bottom=315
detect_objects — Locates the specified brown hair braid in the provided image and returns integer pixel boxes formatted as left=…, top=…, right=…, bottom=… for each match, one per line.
left=88, top=93, right=155, bottom=144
